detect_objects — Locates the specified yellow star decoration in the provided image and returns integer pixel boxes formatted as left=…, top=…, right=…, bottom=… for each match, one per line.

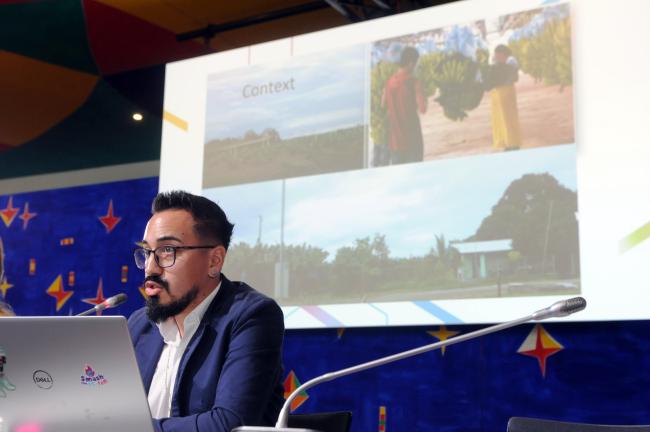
left=0, top=277, right=13, bottom=298
left=427, top=325, right=460, bottom=355
left=138, top=286, right=149, bottom=300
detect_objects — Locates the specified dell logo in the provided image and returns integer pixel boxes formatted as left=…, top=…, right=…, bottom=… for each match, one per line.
left=33, top=370, right=53, bottom=389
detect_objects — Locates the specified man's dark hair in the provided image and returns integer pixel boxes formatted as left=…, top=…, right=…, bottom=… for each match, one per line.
left=399, top=46, right=420, bottom=67
left=152, top=191, right=234, bottom=249
left=494, top=44, right=512, bottom=57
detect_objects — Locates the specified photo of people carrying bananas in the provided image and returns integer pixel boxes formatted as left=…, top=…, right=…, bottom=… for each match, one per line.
left=370, top=3, right=574, bottom=167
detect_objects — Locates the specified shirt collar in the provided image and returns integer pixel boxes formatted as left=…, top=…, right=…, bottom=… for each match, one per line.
left=156, top=281, right=221, bottom=344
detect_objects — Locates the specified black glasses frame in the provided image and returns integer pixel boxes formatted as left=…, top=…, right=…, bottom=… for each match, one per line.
left=134, top=245, right=218, bottom=269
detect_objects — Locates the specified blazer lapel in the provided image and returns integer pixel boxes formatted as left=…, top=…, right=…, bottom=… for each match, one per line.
left=135, top=327, right=164, bottom=394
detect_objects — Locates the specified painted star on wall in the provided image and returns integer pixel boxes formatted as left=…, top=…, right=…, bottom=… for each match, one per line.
left=284, top=370, right=309, bottom=412
left=0, top=277, right=13, bottom=298
left=98, top=199, right=122, bottom=233
left=517, top=324, right=564, bottom=377
left=46, top=274, right=74, bottom=312
left=19, top=202, right=37, bottom=230
left=0, top=196, right=20, bottom=228
left=138, top=285, right=148, bottom=300
left=427, top=325, right=460, bottom=355
left=82, top=278, right=107, bottom=315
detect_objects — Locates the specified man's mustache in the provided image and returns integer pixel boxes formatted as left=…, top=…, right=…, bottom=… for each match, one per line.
left=144, top=275, right=170, bottom=292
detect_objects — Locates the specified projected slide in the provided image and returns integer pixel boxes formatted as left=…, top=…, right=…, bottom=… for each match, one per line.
left=204, top=3, right=578, bottom=307
left=160, top=0, right=650, bottom=327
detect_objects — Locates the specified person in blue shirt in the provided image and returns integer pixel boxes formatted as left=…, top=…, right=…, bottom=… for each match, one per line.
left=128, top=190, right=285, bottom=431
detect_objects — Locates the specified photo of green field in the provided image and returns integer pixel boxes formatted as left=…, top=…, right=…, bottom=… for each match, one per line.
left=203, top=45, right=367, bottom=188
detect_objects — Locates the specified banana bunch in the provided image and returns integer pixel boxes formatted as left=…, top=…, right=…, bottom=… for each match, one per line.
left=551, top=18, right=572, bottom=88
left=432, top=53, right=484, bottom=121
left=510, top=17, right=572, bottom=88
left=415, top=52, right=445, bottom=97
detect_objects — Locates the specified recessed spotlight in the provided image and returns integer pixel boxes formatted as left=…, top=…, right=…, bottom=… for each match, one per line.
left=132, top=113, right=143, bottom=121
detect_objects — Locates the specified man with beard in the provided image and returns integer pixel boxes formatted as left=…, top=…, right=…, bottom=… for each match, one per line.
left=128, top=191, right=284, bottom=431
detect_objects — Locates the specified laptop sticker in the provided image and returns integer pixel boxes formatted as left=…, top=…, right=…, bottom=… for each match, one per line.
left=80, top=365, right=108, bottom=385
left=0, top=346, right=16, bottom=397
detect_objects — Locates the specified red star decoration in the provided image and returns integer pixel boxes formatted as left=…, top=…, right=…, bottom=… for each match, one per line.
left=0, top=196, right=20, bottom=228
left=82, top=278, right=107, bottom=316
left=98, top=199, right=122, bottom=233
left=519, top=326, right=563, bottom=377
left=19, top=202, right=37, bottom=230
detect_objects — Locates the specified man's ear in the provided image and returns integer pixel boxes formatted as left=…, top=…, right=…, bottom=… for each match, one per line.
left=209, top=245, right=227, bottom=273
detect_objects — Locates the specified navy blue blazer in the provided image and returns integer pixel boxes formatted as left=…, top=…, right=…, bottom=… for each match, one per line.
left=128, top=276, right=285, bottom=431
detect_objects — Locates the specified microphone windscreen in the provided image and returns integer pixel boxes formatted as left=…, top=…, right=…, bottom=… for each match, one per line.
left=106, top=293, right=128, bottom=308
left=561, top=296, right=587, bottom=315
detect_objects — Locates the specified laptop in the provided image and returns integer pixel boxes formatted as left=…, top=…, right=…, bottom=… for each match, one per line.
left=0, top=316, right=154, bottom=432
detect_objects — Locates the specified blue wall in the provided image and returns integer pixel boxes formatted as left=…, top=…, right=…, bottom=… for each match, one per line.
left=0, top=178, right=157, bottom=316
left=1, top=179, right=648, bottom=431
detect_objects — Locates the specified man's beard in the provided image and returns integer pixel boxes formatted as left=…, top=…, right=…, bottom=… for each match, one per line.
left=145, top=283, right=200, bottom=323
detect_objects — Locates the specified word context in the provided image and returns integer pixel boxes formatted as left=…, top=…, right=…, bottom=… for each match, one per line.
left=242, top=78, right=295, bottom=98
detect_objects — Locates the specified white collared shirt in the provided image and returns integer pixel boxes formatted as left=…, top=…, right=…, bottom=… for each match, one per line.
left=147, top=282, right=221, bottom=419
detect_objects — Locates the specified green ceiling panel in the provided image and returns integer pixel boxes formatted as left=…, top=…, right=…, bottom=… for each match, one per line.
left=0, top=0, right=98, bottom=74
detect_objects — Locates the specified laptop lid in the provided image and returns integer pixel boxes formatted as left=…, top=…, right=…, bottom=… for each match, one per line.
left=0, top=316, right=153, bottom=432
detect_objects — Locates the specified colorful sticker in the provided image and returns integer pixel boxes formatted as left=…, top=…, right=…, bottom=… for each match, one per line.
left=80, top=365, right=108, bottom=385
left=0, top=346, right=17, bottom=397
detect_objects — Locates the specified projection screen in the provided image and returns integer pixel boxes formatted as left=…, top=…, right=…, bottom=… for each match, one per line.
left=159, top=0, right=650, bottom=327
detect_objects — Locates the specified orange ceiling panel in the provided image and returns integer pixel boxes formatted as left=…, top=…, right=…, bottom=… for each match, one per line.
left=0, top=51, right=98, bottom=147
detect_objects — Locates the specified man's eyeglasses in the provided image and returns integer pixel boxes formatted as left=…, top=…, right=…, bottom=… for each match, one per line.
left=133, top=245, right=218, bottom=269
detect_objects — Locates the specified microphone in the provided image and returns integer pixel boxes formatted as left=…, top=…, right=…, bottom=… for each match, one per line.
left=76, top=293, right=128, bottom=316
left=233, top=296, right=587, bottom=432
left=531, top=296, right=587, bottom=320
